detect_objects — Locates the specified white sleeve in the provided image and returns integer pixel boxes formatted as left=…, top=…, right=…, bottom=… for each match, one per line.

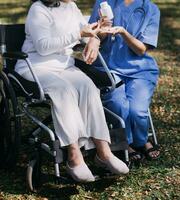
left=73, top=3, right=89, bottom=43
left=26, top=5, right=81, bottom=56
left=73, top=2, right=88, bottom=28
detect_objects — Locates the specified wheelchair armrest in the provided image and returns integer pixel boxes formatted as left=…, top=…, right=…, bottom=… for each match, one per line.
left=2, top=51, right=45, bottom=102
left=3, top=51, right=28, bottom=60
left=24, top=58, right=45, bottom=102
left=75, top=58, right=124, bottom=90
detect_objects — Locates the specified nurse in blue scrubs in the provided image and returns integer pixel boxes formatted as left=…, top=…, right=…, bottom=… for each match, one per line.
left=84, top=0, right=161, bottom=161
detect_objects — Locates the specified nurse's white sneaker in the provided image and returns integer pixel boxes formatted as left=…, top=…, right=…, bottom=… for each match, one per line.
left=94, top=154, right=129, bottom=175
left=66, top=162, right=95, bottom=182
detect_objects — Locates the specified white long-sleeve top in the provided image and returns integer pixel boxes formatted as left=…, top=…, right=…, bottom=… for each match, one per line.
left=15, top=0, right=87, bottom=74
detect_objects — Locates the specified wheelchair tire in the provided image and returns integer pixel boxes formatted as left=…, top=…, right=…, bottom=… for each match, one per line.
left=27, top=159, right=41, bottom=192
left=0, top=71, right=21, bottom=169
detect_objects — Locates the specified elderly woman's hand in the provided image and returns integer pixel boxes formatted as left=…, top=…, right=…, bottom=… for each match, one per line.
left=98, top=14, right=113, bottom=39
left=82, top=22, right=117, bottom=65
left=80, top=22, right=101, bottom=38
left=83, top=37, right=100, bottom=64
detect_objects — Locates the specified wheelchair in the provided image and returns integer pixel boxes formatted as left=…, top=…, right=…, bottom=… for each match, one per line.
left=0, top=23, right=158, bottom=192
left=0, top=23, right=129, bottom=191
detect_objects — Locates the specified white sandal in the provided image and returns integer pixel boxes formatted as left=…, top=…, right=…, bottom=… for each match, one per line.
left=94, top=154, right=129, bottom=175
left=66, top=162, right=95, bottom=182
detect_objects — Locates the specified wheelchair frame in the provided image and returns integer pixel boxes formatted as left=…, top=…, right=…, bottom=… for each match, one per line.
left=0, top=24, right=131, bottom=191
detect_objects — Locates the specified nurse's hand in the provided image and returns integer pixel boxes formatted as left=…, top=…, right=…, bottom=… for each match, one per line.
left=99, top=16, right=113, bottom=28
left=98, top=16, right=113, bottom=39
left=101, top=26, right=125, bottom=35
left=106, top=26, right=148, bottom=56
left=81, top=23, right=101, bottom=38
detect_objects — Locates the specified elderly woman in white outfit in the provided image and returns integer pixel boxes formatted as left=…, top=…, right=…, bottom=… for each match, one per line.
left=15, top=0, right=129, bottom=182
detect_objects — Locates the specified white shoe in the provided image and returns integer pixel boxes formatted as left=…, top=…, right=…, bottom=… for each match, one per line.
left=94, top=154, right=129, bottom=175
left=66, top=162, right=95, bottom=182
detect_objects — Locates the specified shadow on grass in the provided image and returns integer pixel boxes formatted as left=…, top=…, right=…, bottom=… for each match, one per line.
left=0, top=160, right=178, bottom=200
left=0, top=162, right=118, bottom=200
left=158, top=1, right=180, bottom=60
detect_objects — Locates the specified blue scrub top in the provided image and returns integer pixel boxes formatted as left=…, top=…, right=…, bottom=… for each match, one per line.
left=89, top=0, right=160, bottom=84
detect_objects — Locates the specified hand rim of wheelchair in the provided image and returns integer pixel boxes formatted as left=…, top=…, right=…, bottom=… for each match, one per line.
left=0, top=71, right=21, bottom=169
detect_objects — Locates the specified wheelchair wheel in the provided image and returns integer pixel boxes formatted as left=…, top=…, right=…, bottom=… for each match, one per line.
left=0, top=71, right=21, bottom=169
left=27, top=158, right=41, bottom=192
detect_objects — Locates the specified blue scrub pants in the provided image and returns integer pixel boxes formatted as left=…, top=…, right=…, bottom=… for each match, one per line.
left=102, top=77, right=156, bottom=147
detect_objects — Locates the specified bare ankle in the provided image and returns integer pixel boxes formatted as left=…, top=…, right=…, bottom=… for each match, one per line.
left=68, top=156, right=84, bottom=168
left=68, top=143, right=84, bottom=167
left=93, top=138, right=113, bottom=161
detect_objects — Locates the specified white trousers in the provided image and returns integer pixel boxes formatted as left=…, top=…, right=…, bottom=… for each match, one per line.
left=22, top=66, right=111, bottom=149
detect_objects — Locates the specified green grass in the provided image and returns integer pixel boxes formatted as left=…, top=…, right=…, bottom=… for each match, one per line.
left=0, top=0, right=95, bottom=23
left=0, top=0, right=180, bottom=199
